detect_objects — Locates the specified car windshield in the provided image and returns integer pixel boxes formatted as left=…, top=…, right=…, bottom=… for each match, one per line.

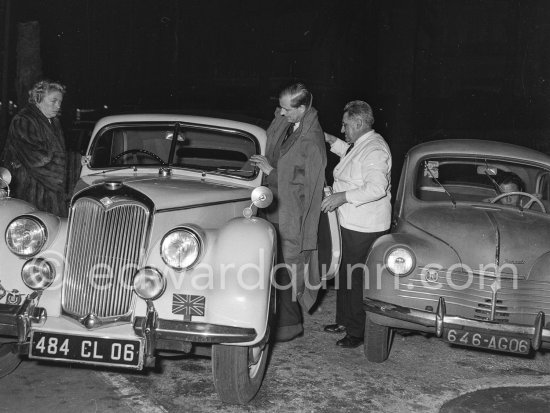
left=415, top=156, right=550, bottom=212
left=89, top=122, right=258, bottom=178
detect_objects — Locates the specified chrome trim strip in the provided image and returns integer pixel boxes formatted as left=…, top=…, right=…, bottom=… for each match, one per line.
left=133, top=317, right=257, bottom=344
left=155, top=197, right=250, bottom=213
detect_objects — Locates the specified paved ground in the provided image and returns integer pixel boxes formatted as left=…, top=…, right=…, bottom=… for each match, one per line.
left=2, top=286, right=550, bottom=412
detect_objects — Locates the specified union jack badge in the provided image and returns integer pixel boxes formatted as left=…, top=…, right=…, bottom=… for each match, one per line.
left=172, top=294, right=206, bottom=321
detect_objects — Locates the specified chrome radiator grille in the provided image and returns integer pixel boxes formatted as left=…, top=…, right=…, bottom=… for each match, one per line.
left=62, top=197, right=150, bottom=319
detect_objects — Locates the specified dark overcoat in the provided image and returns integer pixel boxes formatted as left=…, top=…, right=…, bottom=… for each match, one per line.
left=263, top=107, right=327, bottom=309
left=2, top=104, right=67, bottom=216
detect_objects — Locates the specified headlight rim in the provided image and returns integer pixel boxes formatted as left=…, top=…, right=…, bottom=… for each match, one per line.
left=384, top=245, right=416, bottom=277
left=160, top=226, right=203, bottom=271
left=133, top=266, right=167, bottom=301
left=5, top=215, right=48, bottom=258
left=21, top=257, right=56, bottom=290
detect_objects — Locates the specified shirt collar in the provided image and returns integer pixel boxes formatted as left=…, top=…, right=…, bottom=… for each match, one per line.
left=354, top=129, right=375, bottom=146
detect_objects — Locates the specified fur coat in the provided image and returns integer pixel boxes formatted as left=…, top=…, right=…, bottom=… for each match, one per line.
left=2, top=104, right=67, bottom=216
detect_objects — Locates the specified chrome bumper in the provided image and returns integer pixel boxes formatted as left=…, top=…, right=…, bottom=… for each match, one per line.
left=1, top=294, right=258, bottom=368
left=364, top=297, right=550, bottom=351
left=0, top=292, right=46, bottom=352
left=134, top=301, right=258, bottom=367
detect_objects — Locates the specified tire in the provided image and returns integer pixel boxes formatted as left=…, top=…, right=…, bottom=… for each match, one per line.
left=211, top=341, right=270, bottom=404
left=0, top=340, right=21, bottom=378
left=364, top=315, right=393, bottom=363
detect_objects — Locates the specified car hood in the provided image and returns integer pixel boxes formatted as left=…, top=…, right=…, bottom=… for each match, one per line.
left=405, top=205, right=550, bottom=276
left=76, top=174, right=252, bottom=210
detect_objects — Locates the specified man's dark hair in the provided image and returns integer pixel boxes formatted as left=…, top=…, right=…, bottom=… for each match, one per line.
left=497, top=171, right=525, bottom=192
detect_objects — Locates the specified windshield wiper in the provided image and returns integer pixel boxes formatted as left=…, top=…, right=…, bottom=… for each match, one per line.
left=424, top=162, right=456, bottom=207
left=209, top=167, right=255, bottom=176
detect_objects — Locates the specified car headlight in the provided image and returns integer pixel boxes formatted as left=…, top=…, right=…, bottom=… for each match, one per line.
left=385, top=247, right=415, bottom=276
left=6, top=216, right=47, bottom=257
left=22, top=258, right=55, bottom=290
left=160, top=228, right=202, bottom=270
left=133, top=267, right=166, bottom=300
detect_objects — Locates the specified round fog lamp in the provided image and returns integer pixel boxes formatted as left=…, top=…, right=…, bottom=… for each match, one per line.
left=22, top=258, right=55, bottom=290
left=386, top=247, right=415, bottom=276
left=133, top=267, right=166, bottom=300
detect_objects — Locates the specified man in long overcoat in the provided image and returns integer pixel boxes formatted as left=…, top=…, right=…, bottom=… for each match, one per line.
left=251, top=82, right=327, bottom=341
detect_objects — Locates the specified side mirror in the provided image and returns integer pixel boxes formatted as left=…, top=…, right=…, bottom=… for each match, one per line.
left=243, top=186, right=273, bottom=219
left=0, top=167, right=11, bottom=188
left=0, top=167, right=12, bottom=198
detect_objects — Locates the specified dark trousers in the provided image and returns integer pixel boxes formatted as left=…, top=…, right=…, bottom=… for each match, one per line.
left=272, top=224, right=303, bottom=328
left=336, top=227, right=386, bottom=338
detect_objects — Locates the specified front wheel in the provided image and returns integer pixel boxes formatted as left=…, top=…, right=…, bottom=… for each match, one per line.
left=0, top=340, right=22, bottom=378
left=364, top=315, right=393, bottom=363
left=211, top=341, right=270, bottom=404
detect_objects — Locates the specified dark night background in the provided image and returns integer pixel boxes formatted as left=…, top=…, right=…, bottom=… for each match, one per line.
left=1, top=0, right=550, bottom=185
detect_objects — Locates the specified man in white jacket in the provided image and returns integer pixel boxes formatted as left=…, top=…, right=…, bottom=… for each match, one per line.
left=321, top=100, right=392, bottom=348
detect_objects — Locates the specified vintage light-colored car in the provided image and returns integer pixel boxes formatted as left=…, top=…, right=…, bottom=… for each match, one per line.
left=0, top=114, right=340, bottom=403
left=364, top=139, right=550, bottom=362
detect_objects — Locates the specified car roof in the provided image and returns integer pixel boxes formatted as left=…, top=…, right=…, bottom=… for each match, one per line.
left=92, top=113, right=268, bottom=138
left=408, top=139, right=550, bottom=166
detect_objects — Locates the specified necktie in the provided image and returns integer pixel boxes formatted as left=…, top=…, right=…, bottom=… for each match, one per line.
left=345, top=143, right=354, bottom=155
left=283, top=123, right=294, bottom=142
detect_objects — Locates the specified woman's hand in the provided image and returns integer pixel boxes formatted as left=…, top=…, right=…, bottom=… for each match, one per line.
left=321, top=192, right=347, bottom=213
left=249, top=155, right=274, bottom=175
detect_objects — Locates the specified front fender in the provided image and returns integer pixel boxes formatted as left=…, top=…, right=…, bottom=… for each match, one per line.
left=0, top=205, right=68, bottom=311
left=365, top=225, right=461, bottom=301
left=0, top=197, right=36, bottom=228
left=137, top=216, right=276, bottom=345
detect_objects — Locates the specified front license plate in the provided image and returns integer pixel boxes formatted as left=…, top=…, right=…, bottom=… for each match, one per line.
left=29, top=331, right=143, bottom=368
left=443, top=328, right=530, bottom=354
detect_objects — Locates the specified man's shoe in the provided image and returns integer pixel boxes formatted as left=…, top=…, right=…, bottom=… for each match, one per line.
left=336, top=334, right=363, bottom=348
left=275, top=323, right=304, bottom=342
left=323, top=324, right=346, bottom=334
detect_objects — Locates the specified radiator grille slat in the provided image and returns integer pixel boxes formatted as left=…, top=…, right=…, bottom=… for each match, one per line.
left=62, top=197, right=149, bottom=319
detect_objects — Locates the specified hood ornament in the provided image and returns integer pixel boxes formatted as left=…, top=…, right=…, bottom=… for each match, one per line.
left=104, top=181, right=123, bottom=191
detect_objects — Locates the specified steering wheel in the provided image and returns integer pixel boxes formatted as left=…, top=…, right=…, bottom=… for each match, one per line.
left=490, top=191, right=546, bottom=213
left=112, top=149, right=166, bottom=165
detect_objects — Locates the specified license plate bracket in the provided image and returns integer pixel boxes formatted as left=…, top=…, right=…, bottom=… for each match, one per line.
left=29, top=330, right=144, bottom=369
left=443, top=327, right=531, bottom=354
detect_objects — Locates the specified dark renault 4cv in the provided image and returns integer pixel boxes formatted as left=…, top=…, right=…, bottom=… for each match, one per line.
left=364, top=139, right=550, bottom=362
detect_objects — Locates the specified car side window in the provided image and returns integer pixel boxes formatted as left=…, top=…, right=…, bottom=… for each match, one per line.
left=535, top=172, right=550, bottom=209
